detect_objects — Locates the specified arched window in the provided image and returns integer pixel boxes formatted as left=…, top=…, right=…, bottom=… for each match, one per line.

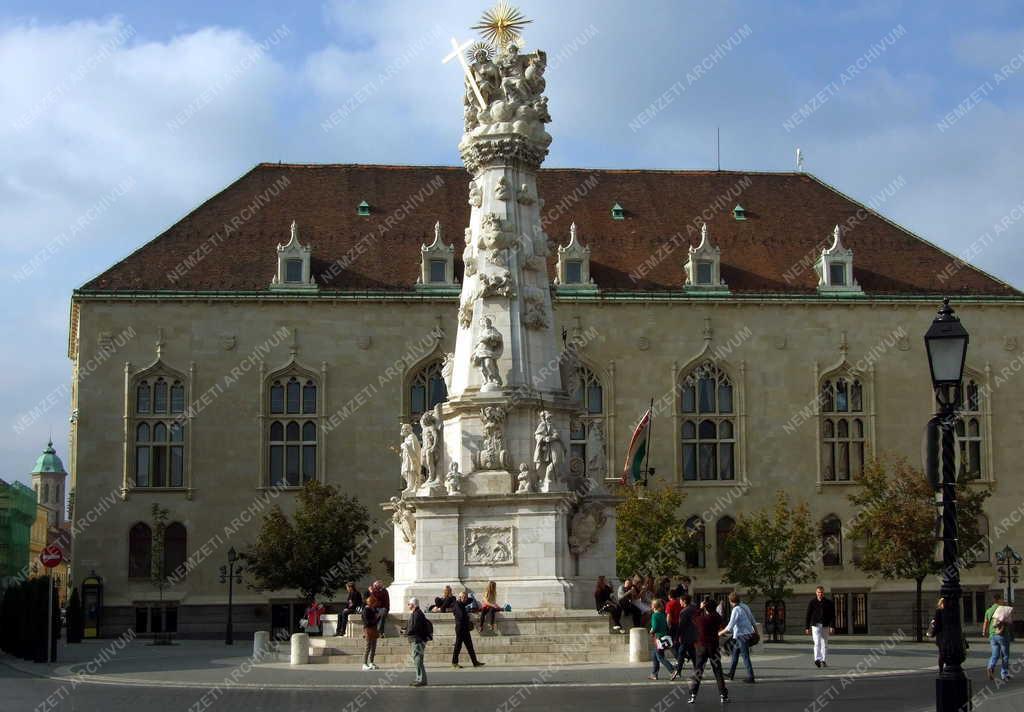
left=268, top=374, right=319, bottom=487
left=822, top=515, right=842, bottom=567
left=569, top=365, right=606, bottom=479
left=820, top=376, right=865, bottom=481
left=680, top=361, right=735, bottom=481
left=685, top=516, right=706, bottom=569
left=129, top=523, right=152, bottom=578
left=133, top=375, right=187, bottom=488
left=716, top=516, right=735, bottom=568
left=163, top=523, right=188, bottom=579
left=955, top=378, right=984, bottom=480
left=408, top=360, right=448, bottom=428
left=43, top=483, right=50, bottom=503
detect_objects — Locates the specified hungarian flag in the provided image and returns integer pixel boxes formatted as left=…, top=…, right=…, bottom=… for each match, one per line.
left=621, top=408, right=652, bottom=485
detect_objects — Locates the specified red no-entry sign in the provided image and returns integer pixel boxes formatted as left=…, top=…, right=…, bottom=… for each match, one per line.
left=40, top=545, right=62, bottom=568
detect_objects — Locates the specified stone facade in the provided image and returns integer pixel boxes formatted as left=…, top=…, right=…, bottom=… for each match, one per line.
left=67, top=294, right=1024, bottom=636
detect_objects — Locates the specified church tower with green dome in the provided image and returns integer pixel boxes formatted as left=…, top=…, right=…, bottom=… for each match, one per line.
left=31, top=441, right=67, bottom=528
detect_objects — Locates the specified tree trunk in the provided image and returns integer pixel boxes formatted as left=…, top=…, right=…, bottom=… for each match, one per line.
left=915, top=577, right=924, bottom=643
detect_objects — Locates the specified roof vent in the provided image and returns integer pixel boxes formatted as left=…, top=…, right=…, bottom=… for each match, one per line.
left=733, top=204, right=746, bottom=221
left=357, top=200, right=371, bottom=216
left=611, top=203, right=624, bottom=220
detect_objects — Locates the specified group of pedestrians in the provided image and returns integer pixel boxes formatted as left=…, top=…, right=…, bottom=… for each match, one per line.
left=332, top=580, right=391, bottom=670
left=401, top=583, right=501, bottom=686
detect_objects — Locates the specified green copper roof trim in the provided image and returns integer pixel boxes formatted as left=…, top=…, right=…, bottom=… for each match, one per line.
left=71, top=288, right=1024, bottom=305
left=32, top=440, right=67, bottom=475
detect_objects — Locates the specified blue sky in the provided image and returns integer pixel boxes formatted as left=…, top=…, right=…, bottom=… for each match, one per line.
left=2, top=0, right=1023, bottom=487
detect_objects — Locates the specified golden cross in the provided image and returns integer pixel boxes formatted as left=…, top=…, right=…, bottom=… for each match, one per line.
left=443, top=37, right=486, bottom=110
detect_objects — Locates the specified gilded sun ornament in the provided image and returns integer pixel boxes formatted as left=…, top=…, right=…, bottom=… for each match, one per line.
left=472, top=1, right=532, bottom=51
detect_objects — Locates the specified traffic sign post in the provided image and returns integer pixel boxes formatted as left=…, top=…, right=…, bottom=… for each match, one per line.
left=41, top=545, right=62, bottom=569
left=40, top=545, right=62, bottom=663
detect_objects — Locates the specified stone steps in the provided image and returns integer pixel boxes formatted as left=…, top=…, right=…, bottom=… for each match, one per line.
left=320, top=650, right=620, bottom=665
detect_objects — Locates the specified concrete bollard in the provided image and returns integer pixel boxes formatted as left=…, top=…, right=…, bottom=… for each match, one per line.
left=290, top=633, right=309, bottom=665
left=253, top=631, right=270, bottom=660
left=628, top=626, right=650, bottom=663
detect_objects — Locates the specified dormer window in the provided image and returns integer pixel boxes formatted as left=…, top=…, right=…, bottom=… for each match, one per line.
left=829, top=262, right=847, bottom=286
left=684, top=224, right=728, bottom=292
left=565, top=260, right=583, bottom=284
left=611, top=203, right=624, bottom=220
left=285, top=259, right=303, bottom=283
left=555, top=222, right=597, bottom=291
left=733, top=204, right=747, bottom=221
left=271, top=221, right=317, bottom=291
left=417, top=221, right=457, bottom=288
left=696, top=260, right=713, bottom=286
left=357, top=200, right=371, bottom=216
left=816, top=225, right=863, bottom=295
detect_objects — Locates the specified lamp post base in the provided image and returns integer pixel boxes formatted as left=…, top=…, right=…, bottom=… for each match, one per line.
left=936, top=675, right=971, bottom=712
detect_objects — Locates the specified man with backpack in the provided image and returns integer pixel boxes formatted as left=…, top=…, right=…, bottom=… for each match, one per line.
left=983, top=594, right=1013, bottom=681
left=406, top=597, right=433, bottom=687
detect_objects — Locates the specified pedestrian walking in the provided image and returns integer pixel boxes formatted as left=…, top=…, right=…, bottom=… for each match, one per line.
left=405, top=598, right=432, bottom=687
left=451, top=590, right=486, bottom=668
left=928, top=597, right=945, bottom=673
left=665, top=586, right=683, bottom=657
left=648, top=598, right=677, bottom=681
left=676, top=593, right=698, bottom=669
left=361, top=595, right=380, bottom=670
left=720, top=591, right=757, bottom=683
left=983, top=594, right=1013, bottom=681
left=805, top=585, right=836, bottom=668
left=688, top=596, right=728, bottom=704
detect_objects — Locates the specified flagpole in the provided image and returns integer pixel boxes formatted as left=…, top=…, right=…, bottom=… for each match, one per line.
left=643, top=397, right=654, bottom=487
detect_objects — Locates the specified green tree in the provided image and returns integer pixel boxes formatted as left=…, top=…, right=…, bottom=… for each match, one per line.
left=848, top=457, right=990, bottom=642
left=721, top=490, right=818, bottom=603
left=615, top=483, right=694, bottom=580
left=244, top=481, right=376, bottom=601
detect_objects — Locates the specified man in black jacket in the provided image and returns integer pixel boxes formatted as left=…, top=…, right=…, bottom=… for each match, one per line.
left=451, top=591, right=485, bottom=668
left=675, top=593, right=699, bottom=672
left=405, top=598, right=430, bottom=686
left=804, top=586, right=836, bottom=667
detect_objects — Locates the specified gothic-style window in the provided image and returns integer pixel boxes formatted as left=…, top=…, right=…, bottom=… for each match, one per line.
left=409, top=360, right=448, bottom=427
left=163, top=523, right=188, bottom=579
left=429, top=259, right=447, bottom=283
left=685, top=516, right=706, bottom=569
left=955, top=379, right=984, bottom=480
left=680, top=362, right=735, bottom=481
left=267, top=371, right=319, bottom=487
left=822, top=515, right=842, bottom=566
left=568, top=365, right=606, bottom=479
left=696, top=260, right=713, bottom=285
left=133, top=375, right=187, bottom=488
left=129, top=523, right=152, bottom=578
left=716, top=516, right=735, bottom=568
left=821, top=376, right=865, bottom=481
left=565, top=260, right=583, bottom=284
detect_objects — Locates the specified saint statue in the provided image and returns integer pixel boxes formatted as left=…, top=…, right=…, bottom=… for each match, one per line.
left=399, top=424, right=421, bottom=495
left=420, top=404, right=442, bottom=485
left=445, top=462, right=463, bottom=496
left=533, top=410, right=565, bottom=491
left=473, top=316, right=504, bottom=389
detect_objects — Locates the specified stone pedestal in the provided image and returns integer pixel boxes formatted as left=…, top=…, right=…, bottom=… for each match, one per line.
left=290, top=633, right=309, bottom=665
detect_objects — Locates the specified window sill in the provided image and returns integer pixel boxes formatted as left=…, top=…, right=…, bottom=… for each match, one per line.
left=820, top=480, right=858, bottom=486
left=680, top=479, right=745, bottom=487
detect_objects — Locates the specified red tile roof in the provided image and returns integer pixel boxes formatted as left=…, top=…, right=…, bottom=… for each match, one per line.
left=79, top=163, right=1019, bottom=297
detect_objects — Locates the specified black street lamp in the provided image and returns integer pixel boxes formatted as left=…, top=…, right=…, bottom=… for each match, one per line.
left=995, top=545, right=1021, bottom=605
left=219, top=547, right=244, bottom=646
left=924, top=298, right=971, bottom=712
